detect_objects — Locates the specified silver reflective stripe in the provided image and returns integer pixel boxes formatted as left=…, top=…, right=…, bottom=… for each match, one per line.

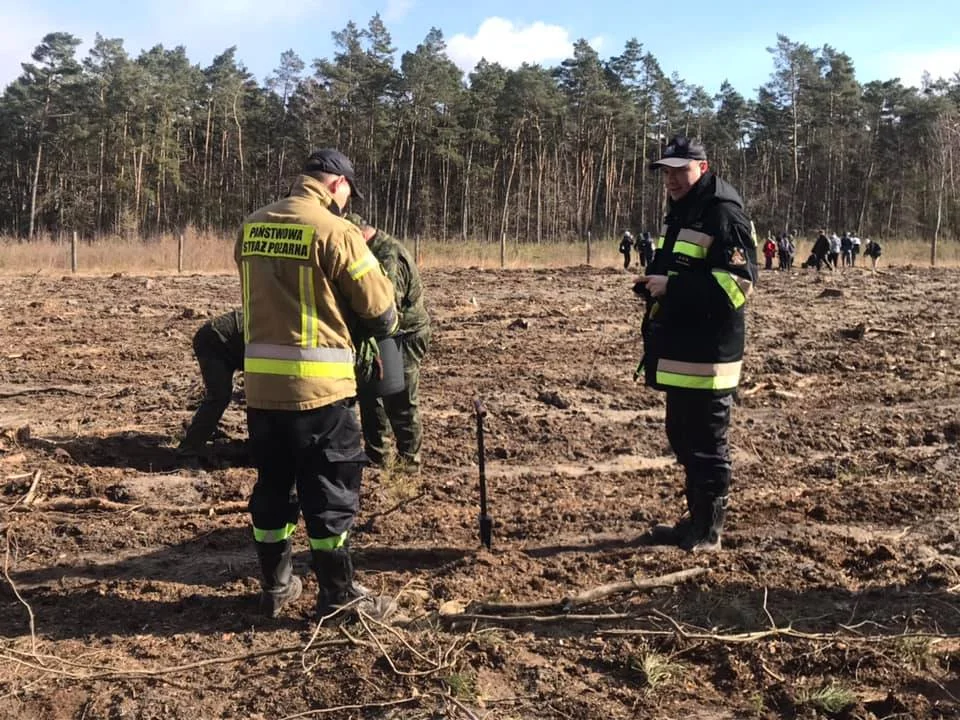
left=676, top=228, right=714, bottom=248
left=658, top=359, right=742, bottom=377
left=245, top=343, right=355, bottom=363
left=660, top=224, right=667, bottom=236
left=734, top=275, right=754, bottom=297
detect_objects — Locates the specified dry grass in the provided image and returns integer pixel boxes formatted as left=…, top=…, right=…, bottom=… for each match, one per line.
left=0, top=230, right=957, bottom=274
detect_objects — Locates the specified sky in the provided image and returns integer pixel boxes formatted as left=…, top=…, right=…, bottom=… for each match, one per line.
left=2, top=0, right=959, bottom=97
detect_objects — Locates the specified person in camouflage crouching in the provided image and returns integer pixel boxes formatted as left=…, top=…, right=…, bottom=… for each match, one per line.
left=345, top=214, right=431, bottom=471
left=178, top=308, right=244, bottom=452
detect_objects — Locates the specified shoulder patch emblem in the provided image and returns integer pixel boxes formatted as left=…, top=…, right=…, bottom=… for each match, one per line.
left=728, top=247, right=747, bottom=266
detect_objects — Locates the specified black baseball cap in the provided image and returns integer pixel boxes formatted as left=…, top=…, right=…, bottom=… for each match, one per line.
left=304, top=148, right=364, bottom=201
left=649, top=135, right=707, bottom=169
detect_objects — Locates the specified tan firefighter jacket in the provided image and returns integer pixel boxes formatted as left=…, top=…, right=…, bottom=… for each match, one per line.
left=235, top=175, right=398, bottom=410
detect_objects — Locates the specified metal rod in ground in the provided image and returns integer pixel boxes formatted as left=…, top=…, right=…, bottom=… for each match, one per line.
left=71, top=231, right=78, bottom=273
left=178, top=233, right=184, bottom=273
left=474, top=398, right=493, bottom=549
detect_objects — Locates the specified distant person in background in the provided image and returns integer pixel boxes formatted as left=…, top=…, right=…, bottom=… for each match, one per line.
left=812, top=230, right=830, bottom=271
left=640, top=231, right=655, bottom=266
left=851, top=234, right=861, bottom=266
left=828, top=232, right=841, bottom=269
left=762, top=236, right=777, bottom=270
left=840, top=232, right=853, bottom=267
left=864, top=238, right=882, bottom=270
left=619, top=231, right=634, bottom=269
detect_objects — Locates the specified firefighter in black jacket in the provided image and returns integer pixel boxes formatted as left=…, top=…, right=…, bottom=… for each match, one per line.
left=634, top=136, right=757, bottom=552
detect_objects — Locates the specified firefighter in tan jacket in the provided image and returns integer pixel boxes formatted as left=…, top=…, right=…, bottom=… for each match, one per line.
left=236, top=148, right=398, bottom=622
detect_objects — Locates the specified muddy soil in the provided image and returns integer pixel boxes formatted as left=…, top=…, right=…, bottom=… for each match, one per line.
left=1, top=265, right=959, bottom=719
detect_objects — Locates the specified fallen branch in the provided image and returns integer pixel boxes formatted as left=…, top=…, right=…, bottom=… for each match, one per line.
left=598, top=609, right=960, bottom=645
left=9, top=498, right=248, bottom=516
left=469, top=567, right=707, bottom=614
left=0, top=386, right=96, bottom=399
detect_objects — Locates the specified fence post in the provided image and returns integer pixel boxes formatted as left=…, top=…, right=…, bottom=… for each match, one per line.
left=500, top=232, right=506, bottom=269
left=586, top=231, right=592, bottom=266
left=178, top=233, right=185, bottom=273
left=71, top=231, right=78, bottom=273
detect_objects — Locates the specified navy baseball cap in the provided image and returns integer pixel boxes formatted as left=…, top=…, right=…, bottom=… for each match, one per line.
left=649, top=136, right=708, bottom=169
left=304, top=148, right=364, bottom=201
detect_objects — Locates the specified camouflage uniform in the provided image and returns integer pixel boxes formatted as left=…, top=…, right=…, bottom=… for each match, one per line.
left=179, top=309, right=244, bottom=450
left=345, top=216, right=431, bottom=469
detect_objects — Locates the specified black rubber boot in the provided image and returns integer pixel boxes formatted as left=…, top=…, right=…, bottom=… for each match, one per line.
left=681, top=494, right=728, bottom=553
left=255, top=540, right=303, bottom=618
left=311, top=546, right=395, bottom=625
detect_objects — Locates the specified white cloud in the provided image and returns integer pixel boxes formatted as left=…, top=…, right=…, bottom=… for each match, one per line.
left=384, top=0, right=414, bottom=23
left=0, top=4, right=53, bottom=90
left=448, top=17, right=604, bottom=73
left=884, top=48, right=960, bottom=86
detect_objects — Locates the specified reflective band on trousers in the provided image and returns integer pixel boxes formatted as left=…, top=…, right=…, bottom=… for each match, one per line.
left=348, top=252, right=379, bottom=281
left=309, top=530, right=348, bottom=551
left=656, top=358, right=742, bottom=390
left=712, top=270, right=752, bottom=309
left=254, top=522, right=297, bottom=543
left=245, top=344, right=356, bottom=379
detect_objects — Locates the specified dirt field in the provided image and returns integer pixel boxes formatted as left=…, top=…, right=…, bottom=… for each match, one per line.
left=1, top=264, right=959, bottom=719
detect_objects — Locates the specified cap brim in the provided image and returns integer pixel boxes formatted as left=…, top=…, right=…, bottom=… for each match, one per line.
left=347, top=178, right=365, bottom=202
left=649, top=157, right=696, bottom=169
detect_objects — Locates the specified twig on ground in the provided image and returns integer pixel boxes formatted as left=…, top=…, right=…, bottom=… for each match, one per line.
left=0, top=386, right=95, bottom=399
left=3, top=526, right=38, bottom=656
left=356, top=491, right=428, bottom=532
left=275, top=695, right=421, bottom=720
left=443, top=691, right=481, bottom=720
left=469, top=567, right=707, bottom=614
left=444, top=612, right=635, bottom=627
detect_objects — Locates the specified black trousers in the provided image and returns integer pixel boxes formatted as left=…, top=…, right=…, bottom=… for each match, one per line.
left=665, top=390, right=733, bottom=499
left=622, top=252, right=631, bottom=269
left=247, top=401, right=367, bottom=545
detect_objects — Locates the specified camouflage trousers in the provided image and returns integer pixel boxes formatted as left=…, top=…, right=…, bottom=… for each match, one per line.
left=358, top=330, right=430, bottom=468
left=180, top=312, right=242, bottom=450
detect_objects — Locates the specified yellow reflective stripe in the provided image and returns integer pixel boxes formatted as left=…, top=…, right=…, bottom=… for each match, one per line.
left=348, top=253, right=379, bottom=281
left=241, top=261, right=251, bottom=343
left=676, top=228, right=714, bottom=248
left=656, top=371, right=740, bottom=390
left=241, top=223, right=314, bottom=260
left=246, top=344, right=354, bottom=363
left=309, top=531, right=348, bottom=551
left=674, top=240, right=708, bottom=259
left=244, top=357, right=356, bottom=379
left=298, top=266, right=319, bottom=348
left=253, top=522, right=297, bottom=543
left=299, top=266, right=308, bottom=348
left=658, top=359, right=742, bottom=377
left=712, top=270, right=746, bottom=309
left=656, top=237, right=666, bottom=249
